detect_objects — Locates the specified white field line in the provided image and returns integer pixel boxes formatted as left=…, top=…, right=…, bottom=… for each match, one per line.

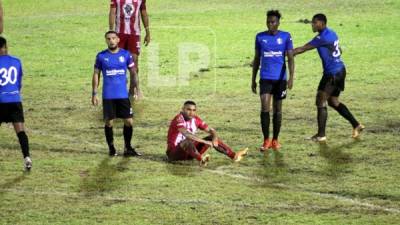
left=206, top=166, right=400, bottom=214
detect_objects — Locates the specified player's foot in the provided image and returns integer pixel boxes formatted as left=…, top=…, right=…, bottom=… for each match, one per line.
left=233, top=148, right=248, bottom=162
left=271, top=139, right=281, bottom=151
left=260, top=139, right=272, bottom=152
left=352, top=124, right=365, bottom=139
left=109, top=146, right=118, bottom=157
left=199, top=154, right=210, bottom=167
left=24, top=157, right=32, bottom=171
left=306, top=134, right=327, bottom=143
left=123, top=146, right=142, bottom=157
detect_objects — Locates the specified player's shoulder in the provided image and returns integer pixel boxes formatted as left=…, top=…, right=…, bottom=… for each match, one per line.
left=97, top=49, right=109, bottom=58
left=0, top=55, right=22, bottom=64
left=256, top=31, right=267, bottom=38
left=278, top=30, right=292, bottom=37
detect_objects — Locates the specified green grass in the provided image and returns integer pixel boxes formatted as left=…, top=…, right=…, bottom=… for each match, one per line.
left=1, top=0, right=400, bottom=224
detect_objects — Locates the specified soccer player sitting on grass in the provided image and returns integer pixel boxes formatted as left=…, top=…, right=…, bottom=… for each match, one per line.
left=166, top=101, right=248, bottom=166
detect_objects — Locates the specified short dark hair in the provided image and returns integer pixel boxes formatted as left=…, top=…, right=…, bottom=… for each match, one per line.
left=0, top=36, right=6, bottom=48
left=312, top=13, right=327, bottom=24
left=267, top=10, right=281, bottom=20
left=183, top=100, right=196, bottom=107
left=104, top=30, right=118, bottom=38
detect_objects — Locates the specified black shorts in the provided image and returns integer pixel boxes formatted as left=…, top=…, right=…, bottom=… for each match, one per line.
left=0, top=102, right=25, bottom=124
left=259, top=79, right=287, bottom=100
left=103, top=98, right=133, bottom=120
left=318, top=67, right=346, bottom=97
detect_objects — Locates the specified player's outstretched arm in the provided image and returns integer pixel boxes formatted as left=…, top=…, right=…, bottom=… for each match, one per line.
left=178, top=128, right=213, bottom=146
left=293, top=43, right=315, bottom=56
left=109, top=6, right=116, bottom=31
left=251, top=49, right=260, bottom=94
left=287, top=49, right=295, bottom=90
left=141, top=8, right=150, bottom=46
left=91, top=69, right=100, bottom=106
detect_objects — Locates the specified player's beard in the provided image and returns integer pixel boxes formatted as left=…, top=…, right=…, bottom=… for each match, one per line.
left=108, top=44, right=118, bottom=51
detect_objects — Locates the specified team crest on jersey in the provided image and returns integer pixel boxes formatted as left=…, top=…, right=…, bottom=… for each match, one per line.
left=277, top=38, right=283, bottom=45
left=123, top=3, right=135, bottom=18
left=119, top=56, right=125, bottom=63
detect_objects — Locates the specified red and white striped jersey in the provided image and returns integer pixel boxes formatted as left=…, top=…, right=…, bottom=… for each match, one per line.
left=167, top=113, right=209, bottom=149
left=110, top=0, right=147, bottom=35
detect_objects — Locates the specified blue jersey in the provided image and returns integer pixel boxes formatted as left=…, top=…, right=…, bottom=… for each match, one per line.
left=94, top=49, right=135, bottom=99
left=255, top=30, right=293, bottom=80
left=308, top=27, right=345, bottom=75
left=0, top=55, right=23, bottom=103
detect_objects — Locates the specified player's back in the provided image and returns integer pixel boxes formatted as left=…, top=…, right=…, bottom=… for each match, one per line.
left=0, top=55, right=23, bottom=103
left=316, top=28, right=344, bottom=75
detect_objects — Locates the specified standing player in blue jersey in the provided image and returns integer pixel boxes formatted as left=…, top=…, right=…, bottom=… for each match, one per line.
left=293, top=14, right=364, bottom=142
left=92, top=31, right=141, bottom=157
left=0, top=37, right=32, bottom=170
left=252, top=10, right=295, bottom=151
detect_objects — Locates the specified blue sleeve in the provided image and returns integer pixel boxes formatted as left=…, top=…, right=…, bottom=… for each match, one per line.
left=94, top=54, right=102, bottom=70
left=286, top=33, right=293, bottom=50
left=126, top=52, right=135, bottom=68
left=308, top=35, right=326, bottom=47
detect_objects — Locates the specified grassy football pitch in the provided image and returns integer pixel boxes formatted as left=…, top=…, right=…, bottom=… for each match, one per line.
left=1, top=0, right=400, bottom=224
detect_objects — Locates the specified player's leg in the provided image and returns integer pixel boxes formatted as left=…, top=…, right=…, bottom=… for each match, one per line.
left=179, top=139, right=210, bottom=166
left=260, top=93, right=273, bottom=150
left=271, top=98, right=282, bottom=149
left=312, top=90, right=329, bottom=142
left=122, top=117, right=141, bottom=156
left=328, top=96, right=364, bottom=138
left=103, top=99, right=117, bottom=155
left=13, top=122, right=31, bottom=170
left=10, top=103, right=32, bottom=170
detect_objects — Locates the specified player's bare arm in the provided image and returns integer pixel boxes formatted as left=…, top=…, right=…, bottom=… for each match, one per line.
left=91, top=68, right=101, bottom=106
left=203, top=127, right=219, bottom=147
left=287, top=49, right=295, bottom=90
left=251, top=49, right=260, bottom=94
left=293, top=43, right=315, bottom=56
left=109, top=6, right=116, bottom=31
left=128, top=66, right=142, bottom=100
left=141, top=8, right=150, bottom=46
left=178, top=127, right=213, bottom=146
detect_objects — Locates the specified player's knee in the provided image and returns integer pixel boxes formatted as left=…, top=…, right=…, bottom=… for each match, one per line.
left=124, top=118, right=133, bottom=127
left=105, top=120, right=113, bottom=127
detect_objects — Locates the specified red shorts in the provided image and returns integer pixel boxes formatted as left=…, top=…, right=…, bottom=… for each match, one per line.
left=166, top=141, right=209, bottom=161
left=118, top=33, right=141, bottom=55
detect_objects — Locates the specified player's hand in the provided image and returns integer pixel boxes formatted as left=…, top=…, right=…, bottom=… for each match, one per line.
left=144, top=33, right=150, bottom=46
left=251, top=81, right=257, bottom=94
left=212, top=139, right=219, bottom=148
left=288, top=78, right=293, bottom=90
left=91, top=96, right=99, bottom=106
left=133, top=87, right=143, bottom=100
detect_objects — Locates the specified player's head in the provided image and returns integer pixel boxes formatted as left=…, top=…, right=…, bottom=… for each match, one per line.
left=181, top=100, right=197, bottom=120
left=0, top=36, right=7, bottom=55
left=104, top=30, right=120, bottom=51
left=266, top=10, right=281, bottom=32
left=312, top=13, right=327, bottom=32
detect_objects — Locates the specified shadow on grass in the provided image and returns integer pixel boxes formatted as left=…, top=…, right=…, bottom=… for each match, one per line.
left=0, top=172, right=28, bottom=199
left=259, top=151, right=290, bottom=186
left=79, top=156, right=132, bottom=197
left=318, top=140, right=360, bottom=178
